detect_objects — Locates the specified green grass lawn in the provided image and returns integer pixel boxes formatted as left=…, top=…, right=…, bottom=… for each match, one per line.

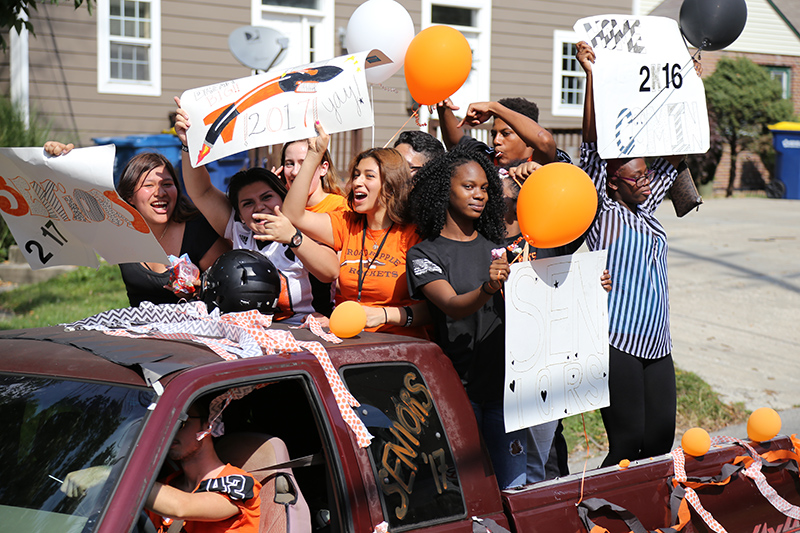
left=563, top=366, right=749, bottom=457
left=0, top=263, right=128, bottom=329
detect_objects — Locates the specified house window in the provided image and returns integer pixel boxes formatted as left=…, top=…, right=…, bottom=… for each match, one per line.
left=767, top=66, right=791, bottom=100
left=262, top=0, right=317, bottom=8
left=253, top=0, right=333, bottom=71
left=97, top=0, right=161, bottom=96
left=551, top=30, right=584, bottom=118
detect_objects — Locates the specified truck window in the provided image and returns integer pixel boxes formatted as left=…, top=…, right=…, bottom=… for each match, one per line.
left=145, top=376, right=347, bottom=533
left=343, top=365, right=466, bottom=530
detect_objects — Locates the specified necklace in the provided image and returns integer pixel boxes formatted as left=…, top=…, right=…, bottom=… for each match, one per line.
left=366, top=226, right=390, bottom=250
left=357, top=220, right=393, bottom=302
left=159, top=221, right=170, bottom=241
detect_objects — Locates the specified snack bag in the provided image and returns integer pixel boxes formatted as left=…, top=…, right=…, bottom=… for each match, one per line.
left=166, top=254, right=200, bottom=296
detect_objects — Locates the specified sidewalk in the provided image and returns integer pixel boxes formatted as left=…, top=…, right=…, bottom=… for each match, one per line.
left=570, top=197, right=800, bottom=471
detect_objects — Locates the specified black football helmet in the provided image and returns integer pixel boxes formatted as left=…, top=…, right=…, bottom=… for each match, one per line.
left=201, top=250, right=280, bottom=314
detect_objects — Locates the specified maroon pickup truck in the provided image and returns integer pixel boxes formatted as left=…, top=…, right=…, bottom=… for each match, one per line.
left=1, top=324, right=798, bottom=533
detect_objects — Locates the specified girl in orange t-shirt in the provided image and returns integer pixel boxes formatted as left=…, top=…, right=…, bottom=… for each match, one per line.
left=282, top=123, right=429, bottom=338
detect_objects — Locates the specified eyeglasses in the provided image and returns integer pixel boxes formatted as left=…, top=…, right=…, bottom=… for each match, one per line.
left=179, top=415, right=201, bottom=430
left=613, top=168, right=654, bottom=187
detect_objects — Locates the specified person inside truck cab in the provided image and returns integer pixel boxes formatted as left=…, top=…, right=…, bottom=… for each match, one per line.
left=62, top=397, right=262, bottom=532
left=405, top=147, right=528, bottom=489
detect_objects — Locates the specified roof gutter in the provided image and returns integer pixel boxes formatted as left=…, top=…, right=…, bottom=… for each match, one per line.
left=766, top=0, right=800, bottom=41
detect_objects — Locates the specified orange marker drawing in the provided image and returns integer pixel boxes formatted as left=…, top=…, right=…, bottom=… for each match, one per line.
left=197, top=66, right=343, bottom=165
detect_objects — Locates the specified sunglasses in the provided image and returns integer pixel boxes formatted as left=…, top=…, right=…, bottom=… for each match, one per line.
left=179, top=415, right=201, bottom=430
left=613, top=168, right=654, bottom=187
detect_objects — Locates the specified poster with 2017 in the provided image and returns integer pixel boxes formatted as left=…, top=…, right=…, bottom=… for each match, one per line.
left=574, top=15, right=710, bottom=159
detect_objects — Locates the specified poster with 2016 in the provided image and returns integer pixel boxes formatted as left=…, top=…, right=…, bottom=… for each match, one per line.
left=574, top=15, right=710, bottom=159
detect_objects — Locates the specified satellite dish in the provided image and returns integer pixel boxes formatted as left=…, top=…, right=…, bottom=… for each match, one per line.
left=229, top=26, right=289, bottom=71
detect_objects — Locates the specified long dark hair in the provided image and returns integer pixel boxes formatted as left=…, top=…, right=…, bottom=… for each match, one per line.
left=226, top=167, right=287, bottom=220
left=410, top=148, right=506, bottom=243
left=117, top=152, right=198, bottom=223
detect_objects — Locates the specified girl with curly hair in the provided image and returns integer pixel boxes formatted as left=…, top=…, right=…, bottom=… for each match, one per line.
left=281, top=123, right=430, bottom=339
left=405, top=148, right=527, bottom=489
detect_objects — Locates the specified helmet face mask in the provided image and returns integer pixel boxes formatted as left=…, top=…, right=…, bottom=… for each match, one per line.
left=200, top=250, right=281, bottom=315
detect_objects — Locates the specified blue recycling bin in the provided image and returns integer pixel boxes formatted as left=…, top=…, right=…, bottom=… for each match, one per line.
left=93, top=134, right=249, bottom=196
left=92, top=134, right=183, bottom=187
left=769, top=122, right=800, bottom=200
left=205, top=151, right=250, bottom=193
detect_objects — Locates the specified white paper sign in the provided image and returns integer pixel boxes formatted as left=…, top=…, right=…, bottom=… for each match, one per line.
left=181, top=51, right=388, bottom=168
left=573, top=15, right=710, bottom=159
left=504, top=250, right=609, bottom=430
left=0, top=145, right=168, bottom=270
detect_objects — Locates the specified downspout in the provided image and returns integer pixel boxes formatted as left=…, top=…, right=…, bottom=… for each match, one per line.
left=9, top=10, right=30, bottom=128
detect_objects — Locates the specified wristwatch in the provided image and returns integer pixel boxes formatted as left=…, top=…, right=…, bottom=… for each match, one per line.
left=288, top=229, right=303, bottom=248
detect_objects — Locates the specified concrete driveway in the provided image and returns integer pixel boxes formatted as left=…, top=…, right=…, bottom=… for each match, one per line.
left=660, top=197, right=800, bottom=413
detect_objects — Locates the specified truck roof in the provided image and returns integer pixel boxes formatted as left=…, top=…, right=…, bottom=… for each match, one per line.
left=0, top=325, right=432, bottom=387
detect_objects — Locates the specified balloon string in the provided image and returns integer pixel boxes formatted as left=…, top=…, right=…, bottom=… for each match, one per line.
left=599, top=47, right=703, bottom=156
left=576, top=412, right=590, bottom=506
left=374, top=83, right=399, bottom=94
left=383, top=110, right=419, bottom=148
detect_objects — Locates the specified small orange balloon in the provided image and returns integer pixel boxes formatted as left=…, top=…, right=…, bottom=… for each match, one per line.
left=329, top=301, right=367, bottom=339
left=681, top=427, right=711, bottom=456
left=516, top=163, right=598, bottom=249
left=404, top=25, right=472, bottom=105
left=747, top=407, right=781, bottom=442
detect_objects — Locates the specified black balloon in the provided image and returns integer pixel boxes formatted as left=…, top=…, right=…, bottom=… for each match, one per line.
left=679, top=0, right=748, bottom=51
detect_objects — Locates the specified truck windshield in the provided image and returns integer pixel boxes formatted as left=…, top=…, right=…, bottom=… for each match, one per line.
left=0, top=374, right=153, bottom=533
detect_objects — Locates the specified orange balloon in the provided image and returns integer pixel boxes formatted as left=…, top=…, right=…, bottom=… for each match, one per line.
left=404, top=25, right=472, bottom=105
left=681, top=427, right=711, bottom=456
left=329, top=300, right=367, bottom=339
left=516, top=163, right=598, bottom=249
left=747, top=407, right=781, bottom=442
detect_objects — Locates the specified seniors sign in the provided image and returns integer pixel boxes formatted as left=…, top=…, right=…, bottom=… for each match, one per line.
left=574, top=15, right=710, bottom=159
left=181, top=51, right=388, bottom=168
left=0, top=145, right=168, bottom=269
left=504, top=251, right=609, bottom=430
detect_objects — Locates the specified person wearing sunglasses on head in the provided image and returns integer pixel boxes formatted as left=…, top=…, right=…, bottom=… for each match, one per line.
left=576, top=41, right=688, bottom=469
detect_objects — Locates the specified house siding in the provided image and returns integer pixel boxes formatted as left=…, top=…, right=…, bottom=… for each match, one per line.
left=1, top=1, right=253, bottom=147
left=3, top=1, right=637, bottom=158
left=489, top=0, right=633, bottom=131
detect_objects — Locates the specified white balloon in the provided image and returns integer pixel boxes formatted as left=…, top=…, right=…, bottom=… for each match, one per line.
left=345, top=0, right=415, bottom=84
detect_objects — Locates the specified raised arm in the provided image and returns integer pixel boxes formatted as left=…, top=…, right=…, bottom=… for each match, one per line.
left=174, top=96, right=234, bottom=237
left=460, top=101, right=557, bottom=164
left=576, top=41, right=597, bottom=143
left=434, top=98, right=465, bottom=150
left=281, top=123, right=335, bottom=247
left=252, top=206, right=339, bottom=282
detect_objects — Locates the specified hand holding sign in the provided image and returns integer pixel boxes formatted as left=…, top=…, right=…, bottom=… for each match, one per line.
left=181, top=51, right=386, bottom=168
left=0, top=145, right=167, bottom=270
left=573, top=15, right=710, bottom=159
